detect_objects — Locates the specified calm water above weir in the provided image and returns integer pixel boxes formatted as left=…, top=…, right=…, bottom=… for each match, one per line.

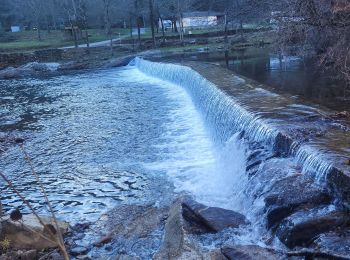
left=158, top=47, right=349, bottom=111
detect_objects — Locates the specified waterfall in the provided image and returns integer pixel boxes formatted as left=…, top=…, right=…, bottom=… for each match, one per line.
left=131, top=57, right=335, bottom=186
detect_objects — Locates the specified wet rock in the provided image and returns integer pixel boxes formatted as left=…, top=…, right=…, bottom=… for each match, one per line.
left=273, top=132, right=293, bottom=155
left=311, top=230, right=350, bottom=258
left=19, top=249, right=37, bottom=260
left=115, top=255, right=140, bottom=260
left=38, top=250, right=64, bottom=260
left=58, top=61, right=88, bottom=71
left=0, top=67, right=21, bottom=79
left=91, top=204, right=167, bottom=259
left=326, top=166, right=350, bottom=206
left=0, top=214, right=70, bottom=250
left=104, top=56, right=135, bottom=68
left=221, top=245, right=286, bottom=260
left=246, top=160, right=262, bottom=172
left=182, top=198, right=248, bottom=233
left=70, top=246, right=88, bottom=256
left=264, top=175, right=331, bottom=229
left=0, top=250, right=37, bottom=260
left=276, top=208, right=350, bottom=248
left=154, top=199, right=203, bottom=260
left=204, top=250, right=227, bottom=260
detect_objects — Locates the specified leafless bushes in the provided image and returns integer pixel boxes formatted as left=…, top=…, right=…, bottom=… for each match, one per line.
left=0, top=139, right=69, bottom=259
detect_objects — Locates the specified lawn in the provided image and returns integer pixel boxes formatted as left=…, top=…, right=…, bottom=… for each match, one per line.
left=0, top=28, right=130, bottom=51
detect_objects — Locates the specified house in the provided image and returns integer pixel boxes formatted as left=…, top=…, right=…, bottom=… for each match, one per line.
left=181, top=12, right=224, bottom=28
left=158, top=11, right=224, bottom=32
left=10, top=26, right=20, bottom=32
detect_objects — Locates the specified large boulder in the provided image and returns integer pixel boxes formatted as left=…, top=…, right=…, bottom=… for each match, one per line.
left=221, top=245, right=286, bottom=260
left=182, top=198, right=248, bottom=233
left=155, top=197, right=242, bottom=260
left=311, top=230, right=350, bottom=259
left=154, top=199, right=203, bottom=260
left=0, top=214, right=69, bottom=250
left=89, top=204, right=168, bottom=259
left=276, top=208, right=350, bottom=248
left=264, top=175, right=331, bottom=229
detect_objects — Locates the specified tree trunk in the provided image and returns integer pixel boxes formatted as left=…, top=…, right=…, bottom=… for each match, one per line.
left=173, top=19, right=178, bottom=33
left=149, top=0, right=156, bottom=47
left=160, top=16, right=165, bottom=44
left=137, top=17, right=142, bottom=46
left=224, top=13, right=228, bottom=43
left=73, top=27, right=78, bottom=48
left=129, top=15, right=133, bottom=39
left=85, top=29, right=89, bottom=48
left=37, top=21, right=42, bottom=41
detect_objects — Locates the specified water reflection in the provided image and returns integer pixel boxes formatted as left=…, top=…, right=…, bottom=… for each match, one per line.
left=162, top=48, right=349, bottom=111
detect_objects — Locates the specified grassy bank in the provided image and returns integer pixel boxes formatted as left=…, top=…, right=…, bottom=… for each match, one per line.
left=0, top=28, right=129, bottom=51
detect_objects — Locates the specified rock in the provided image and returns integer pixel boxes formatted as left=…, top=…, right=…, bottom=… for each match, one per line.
left=276, top=208, right=350, bottom=248
left=221, top=245, right=286, bottom=260
left=204, top=249, right=227, bottom=260
left=76, top=255, right=91, bottom=260
left=273, top=132, right=293, bottom=155
left=115, top=255, right=140, bottom=260
left=0, top=214, right=70, bottom=250
left=58, top=61, right=88, bottom=71
left=154, top=199, right=203, bottom=260
left=19, top=249, right=37, bottom=260
left=91, top=204, right=167, bottom=259
left=70, top=246, right=88, bottom=256
left=93, top=233, right=113, bottom=247
left=104, top=56, right=135, bottom=68
left=0, top=67, right=21, bottom=79
left=38, top=251, right=64, bottom=260
left=311, top=230, right=350, bottom=258
left=264, top=175, right=331, bottom=229
left=182, top=198, right=248, bottom=233
left=21, top=62, right=50, bottom=72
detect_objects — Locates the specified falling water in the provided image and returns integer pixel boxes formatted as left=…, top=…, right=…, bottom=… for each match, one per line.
left=132, top=57, right=336, bottom=185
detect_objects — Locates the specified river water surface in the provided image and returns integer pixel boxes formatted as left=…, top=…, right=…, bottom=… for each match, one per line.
left=0, top=66, right=247, bottom=225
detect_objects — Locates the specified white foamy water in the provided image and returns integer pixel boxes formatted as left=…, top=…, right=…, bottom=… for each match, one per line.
left=123, top=67, right=249, bottom=211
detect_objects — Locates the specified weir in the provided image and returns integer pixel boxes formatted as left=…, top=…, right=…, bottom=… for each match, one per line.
left=132, top=57, right=350, bottom=204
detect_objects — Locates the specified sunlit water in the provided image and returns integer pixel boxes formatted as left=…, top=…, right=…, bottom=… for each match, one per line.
left=0, top=66, right=248, bottom=225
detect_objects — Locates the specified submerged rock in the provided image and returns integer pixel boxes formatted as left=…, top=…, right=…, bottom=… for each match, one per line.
left=0, top=214, right=69, bottom=250
left=221, top=245, right=286, bottom=260
left=264, top=175, right=331, bottom=229
left=182, top=198, right=248, bottom=233
left=276, top=207, right=350, bottom=248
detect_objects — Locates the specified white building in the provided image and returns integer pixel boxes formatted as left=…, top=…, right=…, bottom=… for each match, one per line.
left=11, top=26, right=20, bottom=32
left=182, top=12, right=223, bottom=28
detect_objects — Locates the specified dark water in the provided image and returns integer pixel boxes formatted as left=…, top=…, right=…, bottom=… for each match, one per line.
left=158, top=47, right=349, bottom=112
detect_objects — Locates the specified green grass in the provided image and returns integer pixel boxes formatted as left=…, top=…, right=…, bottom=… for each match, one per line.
left=0, top=28, right=130, bottom=51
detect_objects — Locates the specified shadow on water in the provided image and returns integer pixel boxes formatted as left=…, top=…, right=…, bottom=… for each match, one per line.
left=158, top=47, right=349, bottom=112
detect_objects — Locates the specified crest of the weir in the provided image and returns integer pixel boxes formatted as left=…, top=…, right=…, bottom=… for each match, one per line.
left=132, top=57, right=350, bottom=203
